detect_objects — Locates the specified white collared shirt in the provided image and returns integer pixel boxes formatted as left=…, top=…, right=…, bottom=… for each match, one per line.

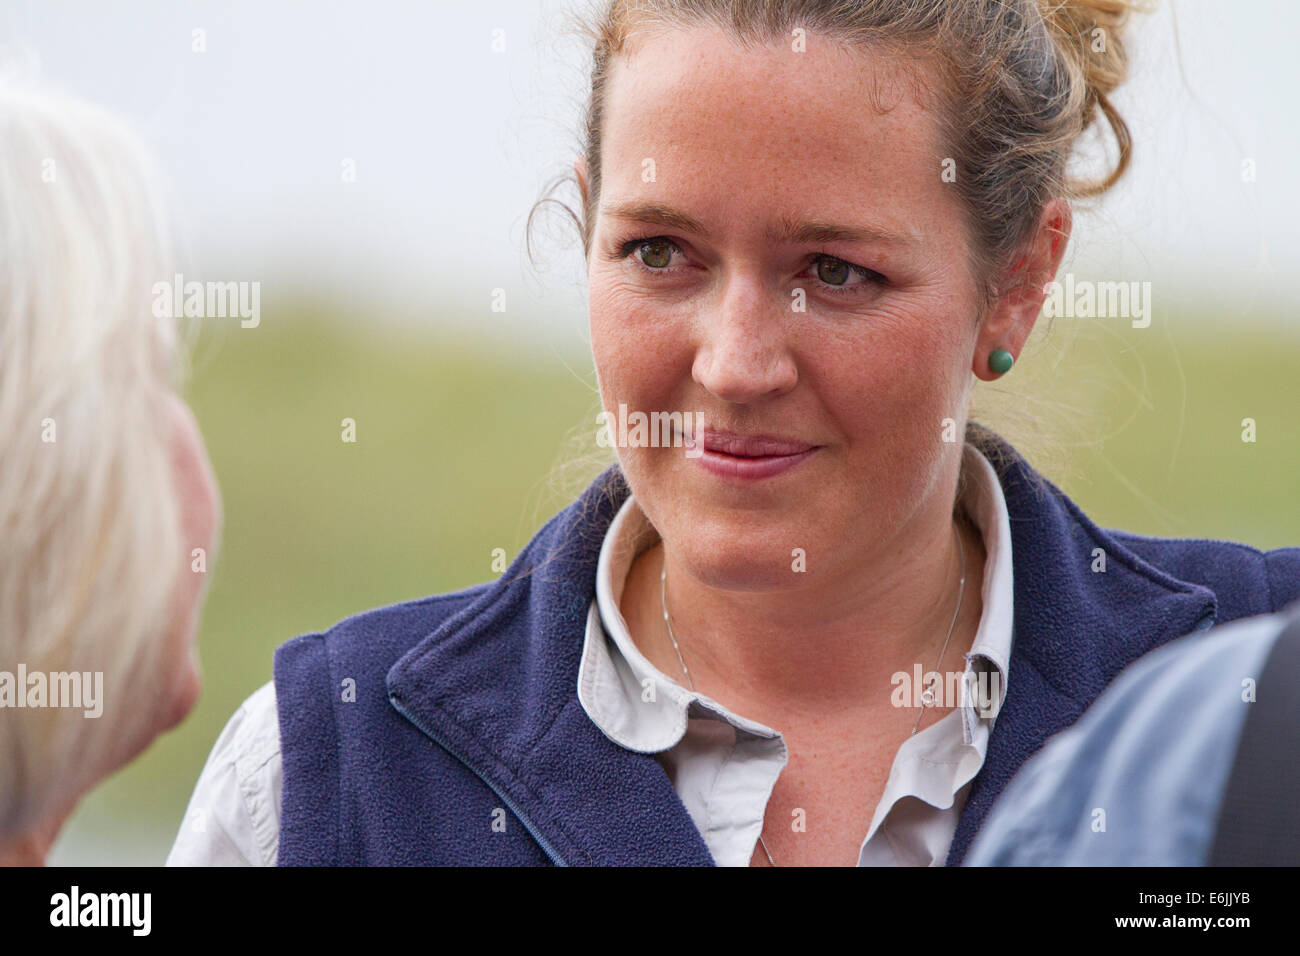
left=578, top=439, right=1015, bottom=866
left=167, top=441, right=1013, bottom=866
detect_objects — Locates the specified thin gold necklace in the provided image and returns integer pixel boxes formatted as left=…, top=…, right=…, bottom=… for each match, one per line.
left=658, top=524, right=967, bottom=867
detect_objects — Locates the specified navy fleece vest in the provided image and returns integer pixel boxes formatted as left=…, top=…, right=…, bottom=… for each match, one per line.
left=273, top=424, right=1300, bottom=865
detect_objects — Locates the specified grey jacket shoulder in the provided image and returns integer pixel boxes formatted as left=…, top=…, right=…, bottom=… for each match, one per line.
left=964, top=608, right=1288, bottom=865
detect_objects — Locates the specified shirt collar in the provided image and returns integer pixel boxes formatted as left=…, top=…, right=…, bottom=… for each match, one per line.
left=576, top=440, right=1015, bottom=754
left=579, top=489, right=784, bottom=752
left=958, top=439, right=1015, bottom=739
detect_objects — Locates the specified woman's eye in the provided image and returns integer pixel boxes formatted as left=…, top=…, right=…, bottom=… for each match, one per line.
left=622, top=237, right=680, bottom=271
left=809, top=254, right=885, bottom=293
left=612, top=238, right=885, bottom=296
left=816, top=257, right=852, bottom=285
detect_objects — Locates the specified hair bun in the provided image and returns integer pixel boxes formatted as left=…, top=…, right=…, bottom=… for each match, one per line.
left=1035, top=0, right=1155, bottom=195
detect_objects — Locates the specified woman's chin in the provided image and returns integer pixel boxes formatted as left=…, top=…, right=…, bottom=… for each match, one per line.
left=659, top=510, right=831, bottom=587
left=674, top=545, right=814, bottom=593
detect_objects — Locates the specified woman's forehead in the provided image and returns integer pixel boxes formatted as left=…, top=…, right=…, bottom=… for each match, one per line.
left=598, top=29, right=951, bottom=247
left=600, top=26, right=947, bottom=215
left=612, top=25, right=937, bottom=119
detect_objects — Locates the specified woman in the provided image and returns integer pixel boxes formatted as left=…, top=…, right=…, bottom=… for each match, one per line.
left=170, top=0, right=1299, bottom=866
left=0, top=82, right=221, bottom=864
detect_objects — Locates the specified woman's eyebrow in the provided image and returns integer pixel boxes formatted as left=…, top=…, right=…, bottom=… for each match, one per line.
left=602, top=201, right=709, bottom=236
left=772, top=214, right=921, bottom=248
left=601, top=200, right=920, bottom=247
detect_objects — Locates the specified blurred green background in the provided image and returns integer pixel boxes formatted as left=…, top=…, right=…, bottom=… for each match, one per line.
left=48, top=303, right=1300, bottom=864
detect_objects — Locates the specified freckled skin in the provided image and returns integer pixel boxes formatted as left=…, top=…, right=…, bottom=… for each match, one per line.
left=590, top=32, right=974, bottom=592
left=579, top=26, right=1070, bottom=865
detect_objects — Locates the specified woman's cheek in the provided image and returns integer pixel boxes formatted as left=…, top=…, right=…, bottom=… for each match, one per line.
left=817, top=328, right=957, bottom=446
left=592, top=292, right=690, bottom=391
left=591, top=284, right=654, bottom=358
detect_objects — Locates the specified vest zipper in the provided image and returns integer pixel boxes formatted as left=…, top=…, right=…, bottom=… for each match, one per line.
left=388, top=693, right=569, bottom=866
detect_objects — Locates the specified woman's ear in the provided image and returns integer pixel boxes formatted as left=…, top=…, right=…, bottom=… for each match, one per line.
left=973, top=198, right=1072, bottom=381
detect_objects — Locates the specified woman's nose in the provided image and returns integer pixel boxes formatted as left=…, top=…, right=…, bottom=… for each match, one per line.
left=691, top=275, right=798, bottom=404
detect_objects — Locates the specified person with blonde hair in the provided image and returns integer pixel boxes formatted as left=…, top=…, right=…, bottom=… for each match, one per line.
left=173, top=0, right=1297, bottom=866
left=0, top=81, right=221, bottom=865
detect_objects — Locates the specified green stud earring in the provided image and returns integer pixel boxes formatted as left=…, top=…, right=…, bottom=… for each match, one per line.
left=988, top=348, right=1014, bottom=375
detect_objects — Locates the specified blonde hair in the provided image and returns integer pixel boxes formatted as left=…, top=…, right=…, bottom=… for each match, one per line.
left=0, top=78, right=189, bottom=838
left=529, top=0, right=1151, bottom=496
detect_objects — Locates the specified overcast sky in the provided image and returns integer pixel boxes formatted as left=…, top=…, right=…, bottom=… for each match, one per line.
left=3, top=0, right=1298, bottom=345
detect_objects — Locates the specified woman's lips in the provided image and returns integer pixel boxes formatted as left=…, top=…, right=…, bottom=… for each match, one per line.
left=688, top=429, right=820, bottom=480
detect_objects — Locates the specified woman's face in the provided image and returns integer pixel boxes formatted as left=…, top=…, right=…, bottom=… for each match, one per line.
left=585, top=27, right=1004, bottom=592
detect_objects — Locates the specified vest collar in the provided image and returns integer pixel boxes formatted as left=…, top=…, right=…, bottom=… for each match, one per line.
left=387, top=424, right=1217, bottom=866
